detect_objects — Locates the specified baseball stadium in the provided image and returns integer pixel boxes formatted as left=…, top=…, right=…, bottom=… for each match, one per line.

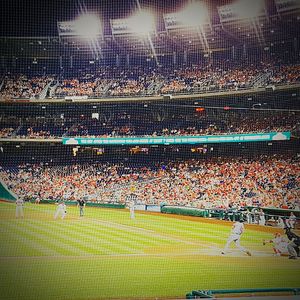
left=0, top=0, right=300, bottom=299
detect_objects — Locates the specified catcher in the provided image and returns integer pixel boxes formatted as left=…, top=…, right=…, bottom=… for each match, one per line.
left=284, top=226, right=300, bottom=259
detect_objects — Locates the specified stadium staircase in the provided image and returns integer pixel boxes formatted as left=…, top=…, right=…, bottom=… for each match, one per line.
left=252, top=71, right=273, bottom=88
left=146, top=81, right=155, bottom=95
left=11, top=125, right=22, bottom=137
left=62, top=123, right=78, bottom=137
left=103, top=80, right=115, bottom=95
left=48, top=80, right=59, bottom=98
left=153, top=79, right=165, bottom=95
left=38, top=80, right=53, bottom=99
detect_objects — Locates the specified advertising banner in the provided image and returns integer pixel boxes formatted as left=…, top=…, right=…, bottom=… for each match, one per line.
left=62, top=132, right=291, bottom=145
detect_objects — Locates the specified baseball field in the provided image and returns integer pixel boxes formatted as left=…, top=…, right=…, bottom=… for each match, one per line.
left=0, top=201, right=299, bottom=300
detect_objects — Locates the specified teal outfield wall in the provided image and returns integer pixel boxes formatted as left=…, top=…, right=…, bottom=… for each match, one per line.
left=0, top=180, right=17, bottom=201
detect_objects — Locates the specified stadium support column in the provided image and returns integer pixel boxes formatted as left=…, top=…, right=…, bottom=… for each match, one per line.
left=116, top=54, right=120, bottom=67
left=59, top=56, right=63, bottom=70
left=231, top=45, right=235, bottom=60
left=294, top=37, right=298, bottom=55
left=1, top=56, right=5, bottom=72
left=70, top=56, right=73, bottom=69
left=173, top=51, right=176, bottom=65
left=126, top=53, right=130, bottom=67
left=12, top=56, right=17, bottom=71
left=184, top=50, right=188, bottom=65
left=243, top=44, right=247, bottom=59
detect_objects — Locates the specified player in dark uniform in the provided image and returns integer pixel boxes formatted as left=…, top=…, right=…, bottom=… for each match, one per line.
left=284, top=223, right=300, bottom=259
left=77, top=199, right=86, bottom=217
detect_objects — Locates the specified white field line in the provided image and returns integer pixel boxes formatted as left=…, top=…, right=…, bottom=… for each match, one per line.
left=85, top=217, right=203, bottom=246
left=0, top=248, right=277, bottom=261
left=58, top=219, right=171, bottom=250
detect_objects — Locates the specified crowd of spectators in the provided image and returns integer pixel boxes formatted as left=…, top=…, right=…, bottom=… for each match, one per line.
left=0, top=110, right=298, bottom=139
left=0, top=75, right=52, bottom=99
left=160, top=65, right=263, bottom=94
left=0, top=128, right=14, bottom=138
left=55, top=79, right=97, bottom=97
left=268, top=65, right=300, bottom=85
left=1, top=155, right=299, bottom=210
left=1, top=63, right=299, bottom=99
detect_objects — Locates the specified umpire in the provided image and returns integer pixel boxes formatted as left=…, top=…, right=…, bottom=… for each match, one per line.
left=284, top=225, right=300, bottom=259
left=77, top=198, right=86, bottom=217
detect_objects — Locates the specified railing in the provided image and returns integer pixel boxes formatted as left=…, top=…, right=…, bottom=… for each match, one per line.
left=186, top=288, right=300, bottom=299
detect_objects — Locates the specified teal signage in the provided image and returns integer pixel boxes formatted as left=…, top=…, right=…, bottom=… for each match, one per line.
left=62, top=132, right=291, bottom=145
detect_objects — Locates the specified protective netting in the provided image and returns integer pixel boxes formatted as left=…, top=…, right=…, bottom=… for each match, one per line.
left=0, top=0, right=299, bottom=211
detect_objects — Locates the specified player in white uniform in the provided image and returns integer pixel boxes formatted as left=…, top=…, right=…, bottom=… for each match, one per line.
left=222, top=219, right=251, bottom=256
left=15, top=198, right=24, bottom=219
left=263, top=232, right=289, bottom=256
left=54, top=202, right=67, bottom=220
left=287, top=212, right=297, bottom=229
left=129, top=200, right=135, bottom=219
left=258, top=209, right=266, bottom=226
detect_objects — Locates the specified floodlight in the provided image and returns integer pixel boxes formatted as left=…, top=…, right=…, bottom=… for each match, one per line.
left=234, top=0, right=265, bottom=19
left=128, top=11, right=155, bottom=35
left=179, top=1, right=209, bottom=27
left=74, top=14, right=101, bottom=39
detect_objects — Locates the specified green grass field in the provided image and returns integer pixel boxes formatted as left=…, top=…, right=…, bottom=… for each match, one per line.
left=0, top=202, right=299, bottom=300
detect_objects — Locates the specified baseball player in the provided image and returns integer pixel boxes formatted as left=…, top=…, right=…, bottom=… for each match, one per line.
left=263, top=232, right=289, bottom=256
left=77, top=199, right=86, bottom=217
left=15, top=198, right=24, bottom=219
left=284, top=225, right=300, bottom=259
left=222, top=219, right=251, bottom=256
left=129, top=199, right=135, bottom=219
left=258, top=209, right=266, bottom=226
left=287, top=212, right=297, bottom=229
left=54, top=201, right=67, bottom=220
left=126, top=193, right=137, bottom=219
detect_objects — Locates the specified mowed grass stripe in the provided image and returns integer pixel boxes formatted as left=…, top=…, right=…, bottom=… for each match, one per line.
left=1, top=222, right=60, bottom=256
left=129, top=217, right=227, bottom=245
left=4, top=222, right=81, bottom=256
left=67, top=220, right=158, bottom=253
left=49, top=217, right=178, bottom=254
left=22, top=221, right=106, bottom=256
left=0, top=229, right=46, bottom=257
left=84, top=217, right=187, bottom=247
left=32, top=219, right=140, bottom=255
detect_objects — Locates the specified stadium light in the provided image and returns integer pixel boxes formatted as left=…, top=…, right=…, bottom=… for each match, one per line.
left=179, top=1, right=209, bottom=27
left=234, top=0, right=265, bottom=19
left=74, top=14, right=102, bottom=39
left=128, top=10, right=155, bottom=35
